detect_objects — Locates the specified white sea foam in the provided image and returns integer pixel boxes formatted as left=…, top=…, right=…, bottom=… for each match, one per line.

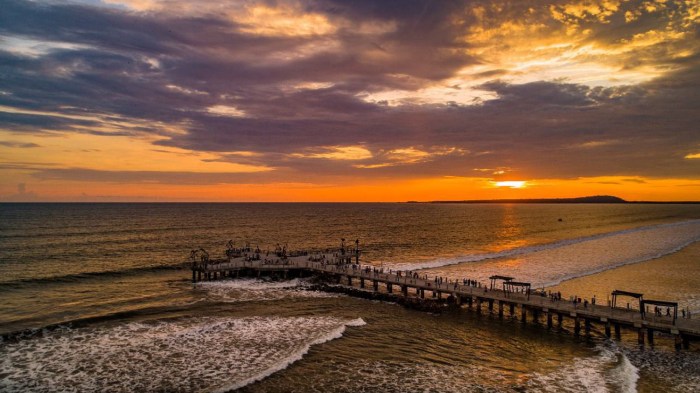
left=526, top=344, right=639, bottom=393
left=196, top=277, right=339, bottom=302
left=390, top=220, right=700, bottom=289
left=0, top=316, right=365, bottom=393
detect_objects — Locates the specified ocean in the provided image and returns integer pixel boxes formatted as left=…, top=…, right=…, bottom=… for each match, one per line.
left=1, top=203, right=699, bottom=392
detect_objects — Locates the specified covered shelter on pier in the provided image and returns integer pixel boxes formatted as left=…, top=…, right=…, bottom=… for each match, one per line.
left=504, top=281, right=531, bottom=300
left=641, top=299, right=678, bottom=324
left=489, top=275, right=514, bottom=290
left=611, top=290, right=644, bottom=314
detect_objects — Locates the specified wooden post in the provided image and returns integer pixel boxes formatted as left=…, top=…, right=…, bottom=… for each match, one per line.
left=557, top=313, right=563, bottom=328
left=387, top=283, right=393, bottom=293
left=675, top=334, right=683, bottom=350
left=638, top=328, right=645, bottom=345
left=574, top=318, right=581, bottom=336
left=402, top=285, right=408, bottom=297
left=420, top=289, right=425, bottom=298
left=510, top=303, right=516, bottom=317
left=647, top=328, right=654, bottom=345
left=532, top=309, right=539, bottom=324
left=373, top=280, right=379, bottom=291
left=498, top=301, right=504, bottom=318
left=347, top=276, right=352, bottom=286
left=476, top=298, right=482, bottom=314
left=521, top=305, right=527, bottom=323
left=360, top=278, right=365, bottom=288
left=547, top=312, right=553, bottom=329
left=467, top=296, right=473, bottom=308
left=605, top=322, right=611, bottom=338
left=192, top=270, right=196, bottom=283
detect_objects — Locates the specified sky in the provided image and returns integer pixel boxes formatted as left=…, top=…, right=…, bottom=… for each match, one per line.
left=1, top=0, right=699, bottom=202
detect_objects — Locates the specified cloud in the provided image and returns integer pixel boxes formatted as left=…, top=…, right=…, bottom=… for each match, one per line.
left=0, top=0, right=699, bottom=191
left=0, top=182, right=39, bottom=201
left=0, top=140, right=40, bottom=148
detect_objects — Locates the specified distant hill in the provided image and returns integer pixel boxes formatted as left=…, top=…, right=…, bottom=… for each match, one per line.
left=419, top=195, right=629, bottom=204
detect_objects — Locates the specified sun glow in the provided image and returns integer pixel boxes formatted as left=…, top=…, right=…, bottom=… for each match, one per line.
left=494, top=181, right=526, bottom=188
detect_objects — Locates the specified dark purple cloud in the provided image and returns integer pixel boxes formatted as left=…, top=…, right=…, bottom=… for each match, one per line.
left=0, top=0, right=699, bottom=186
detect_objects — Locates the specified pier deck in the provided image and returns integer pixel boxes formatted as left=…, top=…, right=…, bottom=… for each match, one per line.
left=192, top=254, right=700, bottom=349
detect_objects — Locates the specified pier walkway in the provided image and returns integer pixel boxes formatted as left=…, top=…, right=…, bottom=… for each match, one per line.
left=191, top=252, right=700, bottom=349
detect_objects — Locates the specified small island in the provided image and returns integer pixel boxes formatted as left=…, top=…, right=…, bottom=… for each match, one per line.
left=408, top=195, right=699, bottom=204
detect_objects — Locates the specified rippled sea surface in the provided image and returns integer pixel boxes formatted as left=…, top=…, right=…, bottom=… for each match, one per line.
left=1, top=203, right=699, bottom=392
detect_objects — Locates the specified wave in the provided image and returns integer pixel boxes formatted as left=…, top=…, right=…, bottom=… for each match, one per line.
left=195, top=278, right=341, bottom=303
left=386, top=219, right=700, bottom=272
left=538, top=236, right=699, bottom=288
left=0, top=316, right=366, bottom=393
left=216, top=318, right=366, bottom=392
left=526, top=343, right=639, bottom=393
left=0, top=263, right=189, bottom=289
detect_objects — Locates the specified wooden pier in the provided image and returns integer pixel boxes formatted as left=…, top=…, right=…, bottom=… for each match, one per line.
left=190, top=248, right=700, bottom=350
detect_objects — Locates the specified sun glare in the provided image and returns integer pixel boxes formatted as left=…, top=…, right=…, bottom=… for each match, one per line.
left=494, top=181, right=526, bottom=188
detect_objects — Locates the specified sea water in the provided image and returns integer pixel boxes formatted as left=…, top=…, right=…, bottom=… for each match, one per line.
left=0, top=203, right=699, bottom=392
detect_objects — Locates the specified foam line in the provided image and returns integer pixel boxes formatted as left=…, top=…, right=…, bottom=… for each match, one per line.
left=216, top=318, right=366, bottom=392
left=387, top=220, right=700, bottom=271
left=539, top=237, right=699, bottom=288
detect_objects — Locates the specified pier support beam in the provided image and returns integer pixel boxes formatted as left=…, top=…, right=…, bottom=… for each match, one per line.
left=521, top=305, right=527, bottom=323
left=498, top=301, right=504, bottom=318
left=387, top=283, right=393, bottom=293
left=675, top=334, right=683, bottom=350
left=575, top=318, right=583, bottom=336
left=347, top=276, right=352, bottom=286
left=532, top=309, right=540, bottom=324
left=466, top=296, right=473, bottom=308
left=638, top=328, right=645, bottom=345
left=192, top=270, right=196, bottom=283
left=584, top=319, right=591, bottom=336
left=373, top=280, right=379, bottom=292
left=510, top=303, right=516, bottom=317
left=420, top=289, right=425, bottom=298
left=476, top=298, right=482, bottom=314
left=557, top=313, right=563, bottom=328
left=647, top=328, right=654, bottom=345
left=488, top=299, right=494, bottom=313
left=605, top=322, right=611, bottom=338
left=547, top=312, right=553, bottom=329
left=360, top=278, right=365, bottom=289
left=402, top=285, right=408, bottom=297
